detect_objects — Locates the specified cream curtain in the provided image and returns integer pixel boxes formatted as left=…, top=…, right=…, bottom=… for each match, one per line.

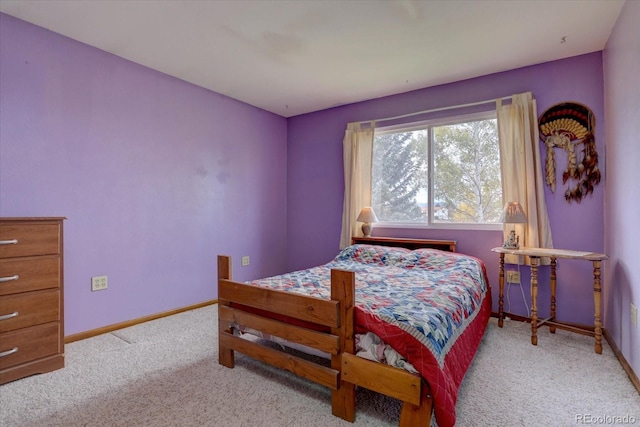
left=339, top=122, right=375, bottom=249
left=497, top=92, right=553, bottom=264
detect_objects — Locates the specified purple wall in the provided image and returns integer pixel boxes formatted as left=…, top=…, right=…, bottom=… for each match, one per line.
left=603, top=0, right=640, bottom=376
left=0, top=14, right=288, bottom=335
left=288, top=53, right=606, bottom=326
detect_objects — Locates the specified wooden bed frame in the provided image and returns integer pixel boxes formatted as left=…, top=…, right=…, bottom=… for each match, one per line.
left=217, top=239, right=456, bottom=426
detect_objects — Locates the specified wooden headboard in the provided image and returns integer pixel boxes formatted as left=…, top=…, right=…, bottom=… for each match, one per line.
left=351, top=236, right=456, bottom=253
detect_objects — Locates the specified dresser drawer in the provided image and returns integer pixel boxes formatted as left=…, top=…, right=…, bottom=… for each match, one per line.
left=0, top=223, right=61, bottom=259
left=0, top=289, right=60, bottom=333
left=0, top=255, right=60, bottom=296
left=0, top=323, right=60, bottom=370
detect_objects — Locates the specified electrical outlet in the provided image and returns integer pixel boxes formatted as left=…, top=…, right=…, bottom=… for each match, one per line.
left=241, top=256, right=250, bottom=267
left=632, top=303, right=638, bottom=327
left=506, top=271, right=520, bottom=283
left=91, top=275, right=108, bottom=291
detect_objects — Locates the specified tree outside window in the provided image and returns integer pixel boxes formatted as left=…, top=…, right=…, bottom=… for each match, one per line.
left=371, top=111, right=502, bottom=227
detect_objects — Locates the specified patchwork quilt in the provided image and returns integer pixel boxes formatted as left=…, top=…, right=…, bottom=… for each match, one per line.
left=247, top=244, right=491, bottom=427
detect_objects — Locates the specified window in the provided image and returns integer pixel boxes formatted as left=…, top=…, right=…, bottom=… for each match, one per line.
left=371, top=111, right=502, bottom=229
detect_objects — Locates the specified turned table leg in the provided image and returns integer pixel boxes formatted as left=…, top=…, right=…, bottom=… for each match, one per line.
left=549, top=257, right=557, bottom=333
left=498, top=253, right=505, bottom=327
left=530, top=256, right=540, bottom=346
left=593, top=260, right=603, bottom=354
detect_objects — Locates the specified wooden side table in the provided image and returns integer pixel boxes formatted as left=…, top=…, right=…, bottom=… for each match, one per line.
left=491, top=246, right=608, bottom=354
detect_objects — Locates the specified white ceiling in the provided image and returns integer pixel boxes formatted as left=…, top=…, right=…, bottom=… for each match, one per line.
left=0, top=0, right=624, bottom=118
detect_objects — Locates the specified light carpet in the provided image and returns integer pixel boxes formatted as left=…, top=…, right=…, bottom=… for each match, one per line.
left=1, top=305, right=638, bottom=426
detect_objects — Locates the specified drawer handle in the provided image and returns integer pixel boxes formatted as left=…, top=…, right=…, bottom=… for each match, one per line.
left=0, top=347, right=18, bottom=358
left=0, top=239, right=18, bottom=245
left=0, top=275, right=19, bottom=283
left=0, top=311, right=19, bottom=321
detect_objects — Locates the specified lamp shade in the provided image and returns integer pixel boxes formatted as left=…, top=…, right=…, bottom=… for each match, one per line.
left=498, top=202, right=527, bottom=224
left=356, top=207, right=379, bottom=223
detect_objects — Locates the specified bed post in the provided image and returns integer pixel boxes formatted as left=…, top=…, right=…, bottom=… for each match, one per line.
left=217, top=255, right=235, bottom=368
left=398, top=380, right=433, bottom=426
left=330, top=269, right=356, bottom=422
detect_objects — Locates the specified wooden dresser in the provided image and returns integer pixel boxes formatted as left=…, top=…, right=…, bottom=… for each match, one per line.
left=0, top=217, right=65, bottom=384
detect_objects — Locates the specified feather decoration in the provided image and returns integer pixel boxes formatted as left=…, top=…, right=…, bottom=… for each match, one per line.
left=538, top=102, right=599, bottom=204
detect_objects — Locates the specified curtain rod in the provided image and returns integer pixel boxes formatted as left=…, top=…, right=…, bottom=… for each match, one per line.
left=362, top=95, right=513, bottom=125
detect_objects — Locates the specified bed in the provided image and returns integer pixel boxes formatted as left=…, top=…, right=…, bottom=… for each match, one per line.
left=217, top=240, right=491, bottom=427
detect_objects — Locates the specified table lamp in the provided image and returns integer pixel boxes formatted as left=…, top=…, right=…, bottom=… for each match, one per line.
left=499, top=202, right=527, bottom=249
left=356, top=207, right=378, bottom=237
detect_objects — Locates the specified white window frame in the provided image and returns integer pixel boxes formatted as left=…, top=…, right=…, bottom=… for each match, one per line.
left=372, top=110, right=503, bottom=231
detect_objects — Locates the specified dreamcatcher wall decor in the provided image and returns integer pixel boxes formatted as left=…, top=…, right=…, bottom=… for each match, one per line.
left=538, top=102, right=601, bottom=203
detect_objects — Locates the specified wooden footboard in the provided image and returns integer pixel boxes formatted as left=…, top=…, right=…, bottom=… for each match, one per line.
left=217, top=255, right=433, bottom=426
